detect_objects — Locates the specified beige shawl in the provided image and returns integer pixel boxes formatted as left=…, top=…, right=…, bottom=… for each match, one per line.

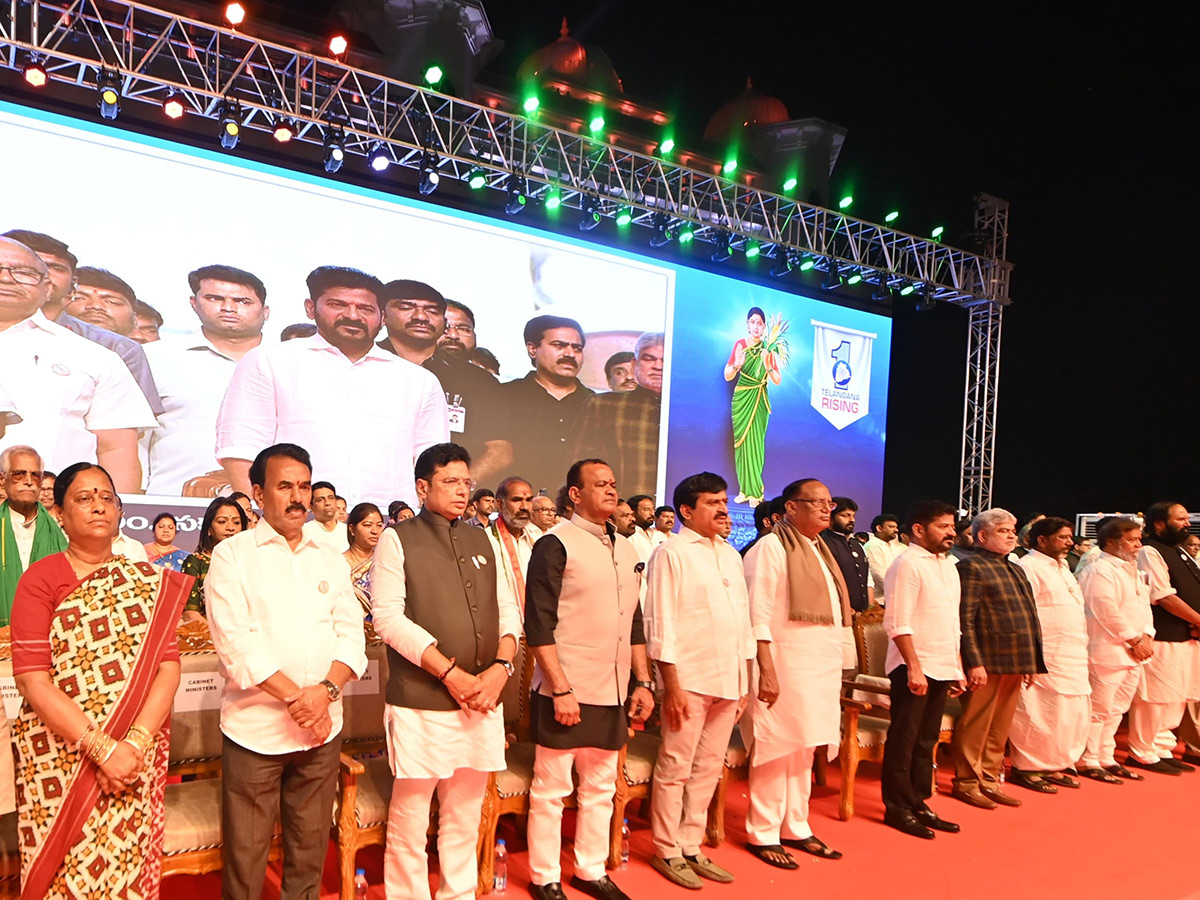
left=775, top=520, right=852, bottom=625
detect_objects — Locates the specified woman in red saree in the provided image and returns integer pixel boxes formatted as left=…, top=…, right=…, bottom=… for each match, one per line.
left=9, top=462, right=189, bottom=900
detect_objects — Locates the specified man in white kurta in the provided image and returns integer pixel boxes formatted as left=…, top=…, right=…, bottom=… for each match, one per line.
left=1008, top=518, right=1092, bottom=790
left=743, top=479, right=854, bottom=868
left=1077, top=518, right=1155, bottom=782
left=485, top=476, right=541, bottom=621
left=645, top=473, right=754, bottom=887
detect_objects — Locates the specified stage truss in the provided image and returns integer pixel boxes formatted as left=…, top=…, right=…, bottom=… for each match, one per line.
left=0, top=0, right=1012, bottom=512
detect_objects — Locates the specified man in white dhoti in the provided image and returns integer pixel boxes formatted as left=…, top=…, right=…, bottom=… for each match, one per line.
left=1008, top=517, right=1093, bottom=792
left=743, top=478, right=853, bottom=869
left=1127, top=501, right=1200, bottom=775
left=1076, top=517, right=1155, bottom=784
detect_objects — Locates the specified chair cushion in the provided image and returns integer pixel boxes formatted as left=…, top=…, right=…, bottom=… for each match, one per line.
left=724, top=728, right=748, bottom=769
left=496, top=742, right=536, bottom=799
left=941, top=695, right=963, bottom=732
left=169, top=654, right=225, bottom=763
left=348, top=756, right=395, bottom=829
left=851, top=673, right=891, bottom=710
left=623, top=732, right=662, bottom=786
left=340, top=645, right=389, bottom=743
left=861, top=619, right=890, bottom=677
left=163, top=778, right=224, bottom=855
left=856, top=715, right=890, bottom=748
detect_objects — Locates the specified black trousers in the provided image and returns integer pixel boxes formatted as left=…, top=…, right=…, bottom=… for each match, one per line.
left=881, top=667, right=950, bottom=818
left=221, top=733, right=342, bottom=900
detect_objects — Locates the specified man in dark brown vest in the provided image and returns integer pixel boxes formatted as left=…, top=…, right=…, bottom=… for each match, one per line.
left=370, top=442, right=522, bottom=900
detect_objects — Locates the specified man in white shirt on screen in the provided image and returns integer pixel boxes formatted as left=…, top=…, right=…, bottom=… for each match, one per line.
left=216, top=265, right=449, bottom=508
left=864, top=512, right=906, bottom=604
left=0, top=237, right=156, bottom=492
left=143, top=264, right=269, bottom=494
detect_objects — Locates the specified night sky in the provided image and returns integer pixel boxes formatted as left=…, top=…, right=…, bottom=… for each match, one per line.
left=238, top=2, right=1196, bottom=521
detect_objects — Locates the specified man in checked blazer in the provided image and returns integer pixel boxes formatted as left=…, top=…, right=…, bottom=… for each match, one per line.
left=951, top=508, right=1046, bottom=810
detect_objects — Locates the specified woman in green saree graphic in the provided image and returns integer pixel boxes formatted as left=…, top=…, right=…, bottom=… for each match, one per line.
left=724, top=306, right=789, bottom=506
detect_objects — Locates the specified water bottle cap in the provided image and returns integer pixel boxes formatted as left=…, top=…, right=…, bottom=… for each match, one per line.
left=497, top=839, right=506, bottom=846
left=355, top=868, right=366, bottom=876
left=623, top=818, right=629, bottom=825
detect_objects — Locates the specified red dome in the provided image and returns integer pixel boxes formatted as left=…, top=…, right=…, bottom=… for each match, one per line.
left=703, top=79, right=790, bottom=142
left=517, top=18, right=624, bottom=96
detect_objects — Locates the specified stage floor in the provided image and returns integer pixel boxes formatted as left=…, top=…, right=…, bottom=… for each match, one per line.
left=169, top=749, right=1200, bottom=900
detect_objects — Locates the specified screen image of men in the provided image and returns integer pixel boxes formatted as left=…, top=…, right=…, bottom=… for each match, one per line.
left=66, top=266, right=138, bottom=336
left=644, top=471, right=753, bottom=888
left=820, top=496, right=873, bottom=612
left=524, top=458, right=655, bottom=900
left=574, top=332, right=665, bottom=499
left=0, top=237, right=156, bottom=491
left=204, top=442, right=368, bottom=900
left=0, top=445, right=65, bottom=626
left=142, top=264, right=269, bottom=494
left=603, top=351, right=636, bottom=392
left=216, top=266, right=449, bottom=507
left=370, top=442, right=521, bottom=900
left=742, top=478, right=853, bottom=868
left=497, top=316, right=593, bottom=496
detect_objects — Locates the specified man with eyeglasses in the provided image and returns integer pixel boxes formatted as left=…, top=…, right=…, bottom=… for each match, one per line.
left=0, top=444, right=66, bottom=626
left=377, top=285, right=510, bottom=487
left=0, top=237, right=157, bottom=493
left=498, top=315, right=594, bottom=497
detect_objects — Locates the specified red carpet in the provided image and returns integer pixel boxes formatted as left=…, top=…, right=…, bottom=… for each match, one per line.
left=169, top=752, right=1200, bottom=900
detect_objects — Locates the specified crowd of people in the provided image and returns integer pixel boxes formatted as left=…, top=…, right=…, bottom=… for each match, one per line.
left=2, top=428, right=1199, bottom=900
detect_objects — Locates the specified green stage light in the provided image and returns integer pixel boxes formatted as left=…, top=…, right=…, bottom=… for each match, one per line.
left=885, top=210, right=899, bottom=223
left=847, top=273, right=863, bottom=285
left=522, top=95, right=539, bottom=113
left=466, top=167, right=487, bottom=189
left=659, top=137, right=675, bottom=154
left=545, top=189, right=562, bottom=210
left=782, top=177, right=798, bottom=192
left=900, top=283, right=916, bottom=296
left=932, top=225, right=944, bottom=239
left=424, top=65, right=444, bottom=86
left=838, top=195, right=853, bottom=209
left=615, top=207, right=633, bottom=226
left=589, top=115, right=605, bottom=133
left=799, top=258, right=816, bottom=271
left=678, top=222, right=696, bottom=243
left=723, top=159, right=738, bottom=174
left=745, top=241, right=761, bottom=258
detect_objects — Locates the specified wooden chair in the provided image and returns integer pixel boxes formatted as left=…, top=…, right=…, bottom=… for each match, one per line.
left=608, top=724, right=661, bottom=868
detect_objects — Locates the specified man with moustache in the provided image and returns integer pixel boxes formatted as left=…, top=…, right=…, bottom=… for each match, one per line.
left=645, top=472, right=753, bottom=888
left=0, top=237, right=155, bottom=491
left=1126, top=501, right=1200, bottom=774
left=603, top=352, right=637, bottom=392
left=469, top=488, right=495, bottom=528
left=0, top=445, right=66, bottom=627
left=2, top=230, right=163, bottom=419
left=486, top=476, right=541, bottom=620
left=743, top=479, right=853, bottom=868
left=205, top=442, right=368, bottom=900
left=610, top=499, right=637, bottom=539
left=865, top=513, right=906, bottom=605
left=217, top=266, right=448, bottom=507
left=574, top=333, right=665, bottom=499
left=498, top=315, right=593, bottom=497
left=303, top=481, right=349, bottom=553
left=142, top=264, right=271, bottom=494
left=820, top=496, right=873, bottom=613
left=65, top=267, right=139, bottom=337
left=626, top=494, right=658, bottom=563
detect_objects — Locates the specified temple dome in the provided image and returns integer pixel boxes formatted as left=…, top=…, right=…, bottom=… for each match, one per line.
left=517, top=18, right=624, bottom=96
left=703, top=79, right=790, bottom=142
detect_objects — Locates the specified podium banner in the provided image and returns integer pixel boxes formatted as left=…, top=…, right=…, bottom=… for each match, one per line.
left=810, top=319, right=877, bottom=430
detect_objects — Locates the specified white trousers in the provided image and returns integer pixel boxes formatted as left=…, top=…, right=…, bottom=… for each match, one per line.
left=649, top=692, right=738, bottom=859
left=745, top=744, right=815, bottom=845
left=1009, top=686, right=1090, bottom=772
left=1127, top=697, right=1186, bottom=763
left=528, top=745, right=618, bottom=885
left=1080, top=667, right=1141, bottom=769
left=384, top=768, right=488, bottom=900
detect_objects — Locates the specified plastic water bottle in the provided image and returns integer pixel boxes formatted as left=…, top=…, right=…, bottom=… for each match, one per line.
left=354, top=867, right=368, bottom=899
left=493, top=839, right=508, bottom=894
left=620, top=819, right=631, bottom=869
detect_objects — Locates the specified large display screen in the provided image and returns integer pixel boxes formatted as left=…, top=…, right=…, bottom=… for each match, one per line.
left=0, top=99, right=890, bottom=546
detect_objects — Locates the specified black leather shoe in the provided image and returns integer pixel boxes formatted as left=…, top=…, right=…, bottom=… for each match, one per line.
left=1123, top=756, right=1183, bottom=776
left=529, top=883, right=568, bottom=900
left=570, top=875, right=633, bottom=900
left=1162, top=756, right=1195, bottom=772
left=914, top=808, right=961, bottom=833
left=883, top=811, right=935, bottom=839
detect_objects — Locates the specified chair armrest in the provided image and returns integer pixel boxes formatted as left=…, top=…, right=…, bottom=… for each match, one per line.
left=339, top=752, right=365, bottom=777
left=840, top=696, right=873, bottom=712
left=843, top=680, right=891, bottom=694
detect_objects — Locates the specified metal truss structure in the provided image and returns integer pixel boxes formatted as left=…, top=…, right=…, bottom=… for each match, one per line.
left=1, top=0, right=1012, bottom=508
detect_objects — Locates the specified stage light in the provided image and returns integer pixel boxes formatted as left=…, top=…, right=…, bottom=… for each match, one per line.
left=522, top=95, right=540, bottom=114
left=931, top=225, right=944, bottom=239
left=97, top=70, right=120, bottom=120
left=589, top=115, right=605, bottom=134
left=659, top=137, right=675, bottom=154
left=872, top=270, right=891, bottom=301
left=218, top=103, right=241, bottom=149
left=615, top=206, right=634, bottom=227
left=915, top=283, right=936, bottom=312
left=465, top=166, right=487, bottom=189
left=782, top=177, right=798, bottom=192
left=544, top=188, right=562, bottom=210
left=418, top=153, right=440, bottom=194
left=745, top=240, right=761, bottom=259
left=847, top=272, right=863, bottom=285
left=822, top=259, right=841, bottom=289
left=368, top=143, right=391, bottom=172
left=506, top=177, right=527, bottom=215
left=899, top=281, right=916, bottom=296
left=885, top=210, right=899, bottom=223
left=649, top=213, right=674, bottom=247
left=838, top=195, right=853, bottom=210
left=424, top=65, right=444, bottom=87
left=769, top=251, right=794, bottom=277
left=799, top=257, right=816, bottom=272
left=225, top=3, right=245, bottom=26
left=273, top=120, right=295, bottom=143
left=23, top=59, right=47, bottom=88
left=579, top=197, right=602, bottom=231
left=678, top=221, right=696, bottom=244
left=323, top=130, right=345, bottom=173
left=710, top=232, right=732, bottom=262
left=723, top=159, right=738, bottom=175
left=162, top=92, right=185, bottom=120
left=329, top=35, right=348, bottom=56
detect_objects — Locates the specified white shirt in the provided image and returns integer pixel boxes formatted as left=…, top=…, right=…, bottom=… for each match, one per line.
left=644, top=527, right=755, bottom=700
left=204, top=518, right=369, bottom=754
left=1017, top=550, right=1090, bottom=694
left=0, top=312, right=157, bottom=472
left=864, top=535, right=906, bottom=602
left=214, top=334, right=449, bottom=507
left=8, top=507, right=37, bottom=569
left=143, top=333, right=247, bottom=495
left=1079, top=551, right=1155, bottom=669
left=485, top=521, right=540, bottom=617
left=883, top=544, right=963, bottom=682
left=1137, top=544, right=1183, bottom=604
left=112, top=531, right=149, bottom=563
left=303, top=518, right=349, bottom=554
left=628, top=527, right=655, bottom=563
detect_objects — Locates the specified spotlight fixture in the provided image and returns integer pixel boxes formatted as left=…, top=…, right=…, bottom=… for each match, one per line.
left=579, top=196, right=602, bottom=231
left=885, top=210, right=900, bottom=223
left=218, top=101, right=241, bottom=149
left=821, top=259, right=841, bottom=289
left=744, top=240, right=761, bottom=259
left=798, top=256, right=816, bottom=272
left=97, top=70, right=121, bottom=120
left=872, top=270, right=891, bottom=301
left=588, top=115, right=605, bottom=134
left=505, top=177, right=527, bottom=215
left=424, top=65, right=444, bottom=87
left=846, top=272, right=863, bottom=286
left=522, top=95, right=540, bottom=114
left=418, top=153, right=440, bottom=195
left=615, top=206, right=634, bottom=227
left=22, top=58, right=47, bottom=88
left=329, top=35, right=348, bottom=56
left=678, top=221, right=696, bottom=244
left=710, top=232, right=732, bottom=262
left=722, top=159, right=738, bottom=175
left=323, top=129, right=345, bottom=174
left=368, top=143, right=391, bottom=172
left=899, top=281, right=916, bottom=296
left=659, top=137, right=675, bottom=154
left=782, top=177, right=798, bottom=192
left=915, top=283, right=936, bottom=312
left=273, top=120, right=295, bottom=143
left=225, top=2, right=245, bottom=26
left=649, top=213, right=674, bottom=247
left=931, top=225, right=945, bottom=240
left=544, top=188, right=562, bottom=210
left=838, top=195, right=853, bottom=210
left=464, top=166, right=487, bottom=189
left=769, top=251, right=795, bottom=277
left=162, top=92, right=185, bottom=120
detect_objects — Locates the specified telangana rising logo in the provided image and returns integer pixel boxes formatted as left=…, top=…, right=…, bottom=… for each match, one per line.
left=811, top=321, right=876, bottom=430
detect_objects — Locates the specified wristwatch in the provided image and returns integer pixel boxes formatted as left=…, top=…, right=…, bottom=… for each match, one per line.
left=320, top=678, right=341, bottom=701
left=495, top=659, right=516, bottom=678
left=633, top=679, right=655, bottom=692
